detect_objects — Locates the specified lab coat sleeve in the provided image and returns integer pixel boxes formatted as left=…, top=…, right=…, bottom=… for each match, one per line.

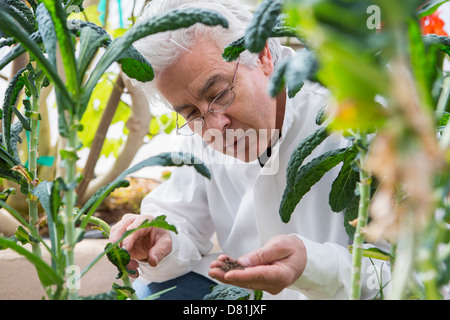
left=135, top=164, right=215, bottom=283
left=290, top=235, right=391, bottom=300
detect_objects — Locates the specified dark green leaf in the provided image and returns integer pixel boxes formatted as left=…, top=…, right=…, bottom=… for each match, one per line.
left=222, top=37, right=245, bottom=62
left=77, top=26, right=110, bottom=78
left=286, top=127, right=329, bottom=189
left=117, top=46, right=154, bottom=82
left=0, top=31, right=42, bottom=72
left=15, top=226, right=39, bottom=245
left=105, top=243, right=133, bottom=279
left=222, top=20, right=301, bottom=63
left=119, top=152, right=211, bottom=180
left=0, top=0, right=36, bottom=34
left=0, top=37, right=16, bottom=49
left=77, top=179, right=130, bottom=218
left=343, top=196, right=359, bottom=239
left=315, top=106, right=328, bottom=126
left=269, top=48, right=318, bottom=98
left=280, top=147, right=347, bottom=223
left=32, top=179, right=64, bottom=267
left=43, top=0, right=79, bottom=96
left=203, top=284, right=250, bottom=300
left=112, top=283, right=136, bottom=300
left=2, top=68, right=26, bottom=155
left=329, top=147, right=359, bottom=212
left=68, top=20, right=110, bottom=39
left=244, top=0, right=282, bottom=53
left=253, top=290, right=263, bottom=300
left=81, top=216, right=177, bottom=279
left=80, top=290, right=117, bottom=300
left=36, top=3, right=57, bottom=66
left=82, top=7, right=228, bottom=114
left=0, top=10, right=71, bottom=103
left=12, top=106, right=31, bottom=131
left=0, top=122, right=24, bottom=167
left=423, top=34, right=450, bottom=57
left=77, top=152, right=209, bottom=223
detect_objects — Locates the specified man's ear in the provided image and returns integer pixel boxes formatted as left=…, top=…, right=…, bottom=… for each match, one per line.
left=258, top=42, right=274, bottom=76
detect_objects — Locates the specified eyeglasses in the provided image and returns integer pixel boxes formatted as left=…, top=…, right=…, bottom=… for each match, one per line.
left=176, top=62, right=240, bottom=136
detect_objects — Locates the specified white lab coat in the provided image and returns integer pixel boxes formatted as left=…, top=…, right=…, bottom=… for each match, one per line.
left=137, top=51, right=391, bottom=300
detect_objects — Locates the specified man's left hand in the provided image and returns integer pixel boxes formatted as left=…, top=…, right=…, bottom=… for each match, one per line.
left=208, top=235, right=307, bottom=295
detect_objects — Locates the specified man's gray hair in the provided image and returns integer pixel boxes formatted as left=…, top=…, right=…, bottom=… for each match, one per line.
left=130, top=0, right=282, bottom=110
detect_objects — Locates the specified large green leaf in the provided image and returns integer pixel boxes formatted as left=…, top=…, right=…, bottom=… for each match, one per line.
left=285, top=127, right=329, bottom=189
left=105, top=243, right=133, bottom=279
left=222, top=37, right=246, bottom=63
left=244, top=0, right=283, bottom=53
left=280, top=147, right=348, bottom=223
left=76, top=26, right=110, bottom=78
left=81, top=216, right=177, bottom=279
left=203, top=284, right=250, bottom=300
left=0, top=10, right=71, bottom=104
left=2, top=68, right=26, bottom=155
left=0, top=237, right=63, bottom=287
left=76, top=179, right=130, bottom=220
left=222, top=23, right=300, bottom=63
left=43, top=0, right=79, bottom=97
left=269, top=48, right=318, bottom=98
left=343, top=195, right=359, bottom=239
left=70, top=20, right=154, bottom=82
left=81, top=7, right=229, bottom=117
left=0, top=123, right=24, bottom=169
left=32, top=179, right=64, bottom=270
left=76, top=152, right=210, bottom=221
left=116, top=47, right=154, bottom=82
left=0, top=0, right=36, bottom=34
left=36, top=3, right=57, bottom=66
left=0, top=31, right=42, bottom=72
left=328, top=146, right=359, bottom=213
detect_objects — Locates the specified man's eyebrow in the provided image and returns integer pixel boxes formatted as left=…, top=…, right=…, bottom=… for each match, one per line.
left=199, top=74, right=224, bottom=97
left=174, top=104, right=191, bottom=113
left=173, top=73, right=227, bottom=112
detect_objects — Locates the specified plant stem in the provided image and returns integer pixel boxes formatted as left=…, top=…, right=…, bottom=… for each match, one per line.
left=63, top=123, right=79, bottom=300
left=436, top=75, right=450, bottom=121
left=350, top=134, right=371, bottom=300
left=27, top=73, right=44, bottom=260
left=121, top=273, right=139, bottom=300
left=389, top=212, right=415, bottom=299
left=78, top=214, right=111, bottom=236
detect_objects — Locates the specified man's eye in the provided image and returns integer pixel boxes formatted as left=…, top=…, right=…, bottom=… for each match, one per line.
left=184, top=108, right=200, bottom=120
left=213, top=89, right=233, bottom=106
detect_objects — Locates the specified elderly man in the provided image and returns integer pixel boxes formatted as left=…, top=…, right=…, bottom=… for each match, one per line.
left=109, top=0, right=390, bottom=300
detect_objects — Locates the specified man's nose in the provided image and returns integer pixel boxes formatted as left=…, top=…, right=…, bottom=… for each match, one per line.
left=203, top=111, right=231, bottom=134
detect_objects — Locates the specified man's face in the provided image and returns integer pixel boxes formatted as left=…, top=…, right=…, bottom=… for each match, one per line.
left=157, top=39, right=278, bottom=162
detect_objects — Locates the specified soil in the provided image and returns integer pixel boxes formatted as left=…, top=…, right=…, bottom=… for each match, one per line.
left=220, top=257, right=245, bottom=272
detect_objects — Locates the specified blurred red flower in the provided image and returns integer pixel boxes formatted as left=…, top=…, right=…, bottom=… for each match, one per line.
left=420, top=11, right=449, bottom=36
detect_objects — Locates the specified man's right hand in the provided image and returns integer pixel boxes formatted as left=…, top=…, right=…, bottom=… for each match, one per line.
left=109, top=213, right=173, bottom=278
